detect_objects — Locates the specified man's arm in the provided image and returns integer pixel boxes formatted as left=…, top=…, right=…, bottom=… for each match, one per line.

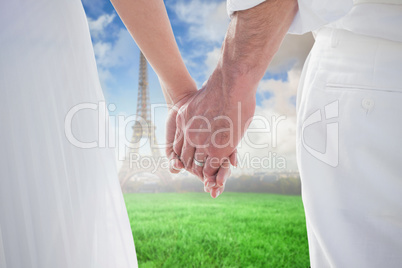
left=173, top=0, right=298, bottom=197
left=214, top=0, right=298, bottom=102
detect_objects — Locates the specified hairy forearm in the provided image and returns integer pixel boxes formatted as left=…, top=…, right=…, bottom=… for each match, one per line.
left=110, top=0, right=196, bottom=105
left=213, top=0, right=298, bottom=101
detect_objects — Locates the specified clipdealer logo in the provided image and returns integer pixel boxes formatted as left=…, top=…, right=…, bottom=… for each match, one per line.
left=301, top=100, right=339, bottom=167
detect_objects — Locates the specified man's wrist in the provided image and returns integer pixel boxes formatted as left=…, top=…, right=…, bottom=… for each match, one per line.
left=207, top=63, right=258, bottom=106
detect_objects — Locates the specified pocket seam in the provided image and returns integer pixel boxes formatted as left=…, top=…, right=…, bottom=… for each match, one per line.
left=326, top=83, right=402, bottom=94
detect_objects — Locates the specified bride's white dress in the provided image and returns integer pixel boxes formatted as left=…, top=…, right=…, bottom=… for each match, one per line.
left=0, top=0, right=137, bottom=267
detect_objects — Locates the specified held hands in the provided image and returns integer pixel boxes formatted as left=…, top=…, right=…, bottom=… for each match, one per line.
left=165, top=71, right=256, bottom=198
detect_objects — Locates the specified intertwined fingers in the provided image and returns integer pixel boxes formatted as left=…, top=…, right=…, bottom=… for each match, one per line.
left=165, top=92, right=238, bottom=196
left=208, top=158, right=231, bottom=198
left=202, top=155, right=220, bottom=188
left=203, top=148, right=236, bottom=194
left=166, top=104, right=185, bottom=173
left=192, top=150, right=207, bottom=180
left=169, top=154, right=183, bottom=174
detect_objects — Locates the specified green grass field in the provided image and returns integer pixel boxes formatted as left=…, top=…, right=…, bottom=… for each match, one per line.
left=124, top=193, right=309, bottom=268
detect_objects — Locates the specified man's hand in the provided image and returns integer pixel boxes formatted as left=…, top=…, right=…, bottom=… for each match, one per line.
left=165, top=85, right=242, bottom=198
left=173, top=72, right=255, bottom=194
left=170, top=73, right=255, bottom=197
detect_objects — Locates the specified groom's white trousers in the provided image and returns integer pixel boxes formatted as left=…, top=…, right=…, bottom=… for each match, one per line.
left=297, top=21, right=402, bottom=268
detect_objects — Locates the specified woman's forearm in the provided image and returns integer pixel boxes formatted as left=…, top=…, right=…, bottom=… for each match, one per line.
left=110, top=0, right=197, bottom=105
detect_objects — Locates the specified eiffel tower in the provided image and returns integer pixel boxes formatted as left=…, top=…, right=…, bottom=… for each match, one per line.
left=118, top=51, right=171, bottom=191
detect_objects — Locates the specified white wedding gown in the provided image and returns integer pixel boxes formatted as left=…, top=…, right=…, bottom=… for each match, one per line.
left=0, top=0, right=137, bottom=267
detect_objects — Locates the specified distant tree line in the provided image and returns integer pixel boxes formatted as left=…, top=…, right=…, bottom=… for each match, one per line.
left=225, top=175, right=301, bottom=195
left=124, top=174, right=301, bottom=195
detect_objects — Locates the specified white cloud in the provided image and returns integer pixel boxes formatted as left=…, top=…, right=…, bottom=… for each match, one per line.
left=268, top=33, right=314, bottom=73
left=93, top=41, right=111, bottom=60
left=87, top=13, right=116, bottom=39
left=204, top=46, right=221, bottom=78
left=82, top=0, right=107, bottom=16
left=236, top=68, right=302, bottom=173
left=84, top=12, right=138, bottom=91
left=97, top=67, right=114, bottom=89
left=170, top=0, right=229, bottom=43
left=94, top=28, right=136, bottom=69
left=258, top=69, right=301, bottom=115
left=90, top=28, right=137, bottom=90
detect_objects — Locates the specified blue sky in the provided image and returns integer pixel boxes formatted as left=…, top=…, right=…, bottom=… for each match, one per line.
left=81, top=0, right=314, bottom=172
